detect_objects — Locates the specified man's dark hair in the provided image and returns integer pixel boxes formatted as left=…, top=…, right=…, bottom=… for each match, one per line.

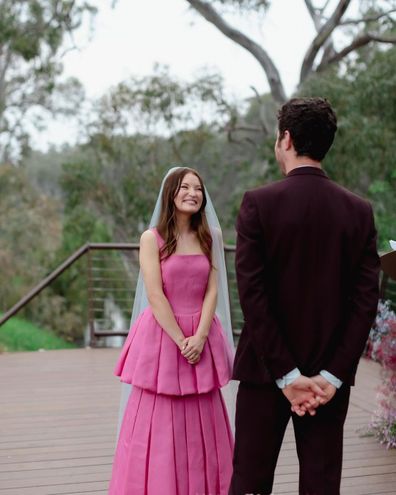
left=277, top=97, right=337, bottom=161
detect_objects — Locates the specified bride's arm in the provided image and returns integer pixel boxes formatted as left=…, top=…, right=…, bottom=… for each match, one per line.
left=139, top=230, right=186, bottom=349
left=196, top=268, right=217, bottom=340
left=195, top=226, right=222, bottom=340
left=182, top=267, right=217, bottom=361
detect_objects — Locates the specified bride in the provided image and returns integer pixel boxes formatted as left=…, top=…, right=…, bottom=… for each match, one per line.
left=108, top=166, right=235, bottom=494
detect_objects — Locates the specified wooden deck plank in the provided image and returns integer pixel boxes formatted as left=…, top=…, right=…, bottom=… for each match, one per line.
left=0, top=349, right=394, bottom=494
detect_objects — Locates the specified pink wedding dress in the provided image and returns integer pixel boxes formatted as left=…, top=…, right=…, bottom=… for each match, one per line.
left=109, top=228, right=234, bottom=494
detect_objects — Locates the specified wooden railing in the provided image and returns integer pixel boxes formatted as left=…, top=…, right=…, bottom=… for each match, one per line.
left=1, top=244, right=395, bottom=346
left=0, top=243, right=243, bottom=346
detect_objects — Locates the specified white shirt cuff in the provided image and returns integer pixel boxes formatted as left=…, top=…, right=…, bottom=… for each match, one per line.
left=320, top=370, right=343, bottom=389
left=276, top=368, right=301, bottom=389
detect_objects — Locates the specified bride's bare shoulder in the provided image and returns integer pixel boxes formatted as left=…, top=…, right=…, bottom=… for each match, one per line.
left=140, top=229, right=157, bottom=248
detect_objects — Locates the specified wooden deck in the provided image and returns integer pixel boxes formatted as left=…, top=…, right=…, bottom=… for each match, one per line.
left=0, top=349, right=395, bottom=494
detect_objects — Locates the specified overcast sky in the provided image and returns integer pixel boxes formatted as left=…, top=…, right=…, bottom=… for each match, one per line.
left=35, top=0, right=322, bottom=150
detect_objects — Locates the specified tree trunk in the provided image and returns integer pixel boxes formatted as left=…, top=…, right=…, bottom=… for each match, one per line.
left=186, top=0, right=287, bottom=104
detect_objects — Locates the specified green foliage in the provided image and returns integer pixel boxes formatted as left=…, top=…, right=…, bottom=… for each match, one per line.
left=92, top=65, right=236, bottom=137
left=4, top=51, right=396, bottom=346
left=23, top=146, right=77, bottom=197
left=22, top=286, right=87, bottom=343
left=296, top=47, right=396, bottom=249
left=0, top=162, right=88, bottom=342
left=60, top=139, right=168, bottom=242
left=0, top=314, right=77, bottom=352
left=0, top=164, right=62, bottom=310
left=0, top=0, right=96, bottom=161
left=63, top=68, right=252, bottom=242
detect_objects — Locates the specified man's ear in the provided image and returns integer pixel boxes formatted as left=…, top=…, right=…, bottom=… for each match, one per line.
left=283, top=130, right=293, bottom=150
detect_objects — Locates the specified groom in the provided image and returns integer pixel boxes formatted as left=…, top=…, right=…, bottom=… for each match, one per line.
left=229, top=97, right=380, bottom=495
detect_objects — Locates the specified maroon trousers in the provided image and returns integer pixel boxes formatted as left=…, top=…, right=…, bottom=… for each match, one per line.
left=229, top=382, right=351, bottom=495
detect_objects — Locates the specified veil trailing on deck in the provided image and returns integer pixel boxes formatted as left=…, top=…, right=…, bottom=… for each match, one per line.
left=117, top=166, right=236, bottom=436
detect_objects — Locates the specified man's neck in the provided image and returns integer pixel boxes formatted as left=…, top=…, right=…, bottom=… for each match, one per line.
left=284, top=158, right=321, bottom=175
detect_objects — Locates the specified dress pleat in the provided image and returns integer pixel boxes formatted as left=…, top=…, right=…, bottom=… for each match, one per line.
left=198, top=393, right=218, bottom=494
left=211, top=392, right=233, bottom=495
left=146, top=393, right=177, bottom=494
left=172, top=398, right=189, bottom=495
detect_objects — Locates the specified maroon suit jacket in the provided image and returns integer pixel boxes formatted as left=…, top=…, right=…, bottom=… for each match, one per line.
left=233, top=166, right=380, bottom=385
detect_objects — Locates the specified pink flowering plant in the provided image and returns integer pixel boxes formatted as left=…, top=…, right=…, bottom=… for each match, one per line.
left=369, top=319, right=396, bottom=448
left=364, top=300, right=396, bottom=362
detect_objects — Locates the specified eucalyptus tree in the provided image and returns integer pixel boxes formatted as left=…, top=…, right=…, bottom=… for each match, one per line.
left=0, top=0, right=97, bottom=162
left=185, top=0, right=396, bottom=104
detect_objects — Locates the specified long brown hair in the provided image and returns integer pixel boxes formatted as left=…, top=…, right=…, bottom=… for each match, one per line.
left=157, top=167, right=212, bottom=263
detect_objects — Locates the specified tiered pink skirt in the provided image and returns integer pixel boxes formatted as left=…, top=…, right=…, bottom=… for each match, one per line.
left=109, top=307, right=234, bottom=494
left=114, top=308, right=233, bottom=396
left=109, top=387, right=233, bottom=494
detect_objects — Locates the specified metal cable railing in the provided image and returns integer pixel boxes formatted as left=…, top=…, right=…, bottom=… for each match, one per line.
left=0, top=243, right=244, bottom=347
left=86, top=248, right=139, bottom=344
left=86, top=246, right=244, bottom=346
left=1, top=244, right=395, bottom=347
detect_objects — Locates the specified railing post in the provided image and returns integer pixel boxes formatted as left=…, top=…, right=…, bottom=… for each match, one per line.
left=87, top=248, right=96, bottom=347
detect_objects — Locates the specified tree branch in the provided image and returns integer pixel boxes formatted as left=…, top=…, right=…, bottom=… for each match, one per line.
left=320, top=42, right=337, bottom=66
left=226, top=125, right=258, bottom=147
left=322, top=0, right=332, bottom=12
left=300, top=0, right=351, bottom=83
left=186, top=0, right=286, bottom=104
left=304, top=0, right=322, bottom=31
left=304, top=0, right=337, bottom=68
left=341, top=9, right=396, bottom=25
left=249, top=85, right=269, bottom=134
left=304, top=0, right=333, bottom=28
left=317, top=32, right=396, bottom=71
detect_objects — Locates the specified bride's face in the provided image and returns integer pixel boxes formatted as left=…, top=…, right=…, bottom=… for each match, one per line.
left=174, top=172, right=203, bottom=215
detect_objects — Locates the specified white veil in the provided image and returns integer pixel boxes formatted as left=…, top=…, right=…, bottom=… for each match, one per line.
left=117, top=166, right=236, bottom=436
